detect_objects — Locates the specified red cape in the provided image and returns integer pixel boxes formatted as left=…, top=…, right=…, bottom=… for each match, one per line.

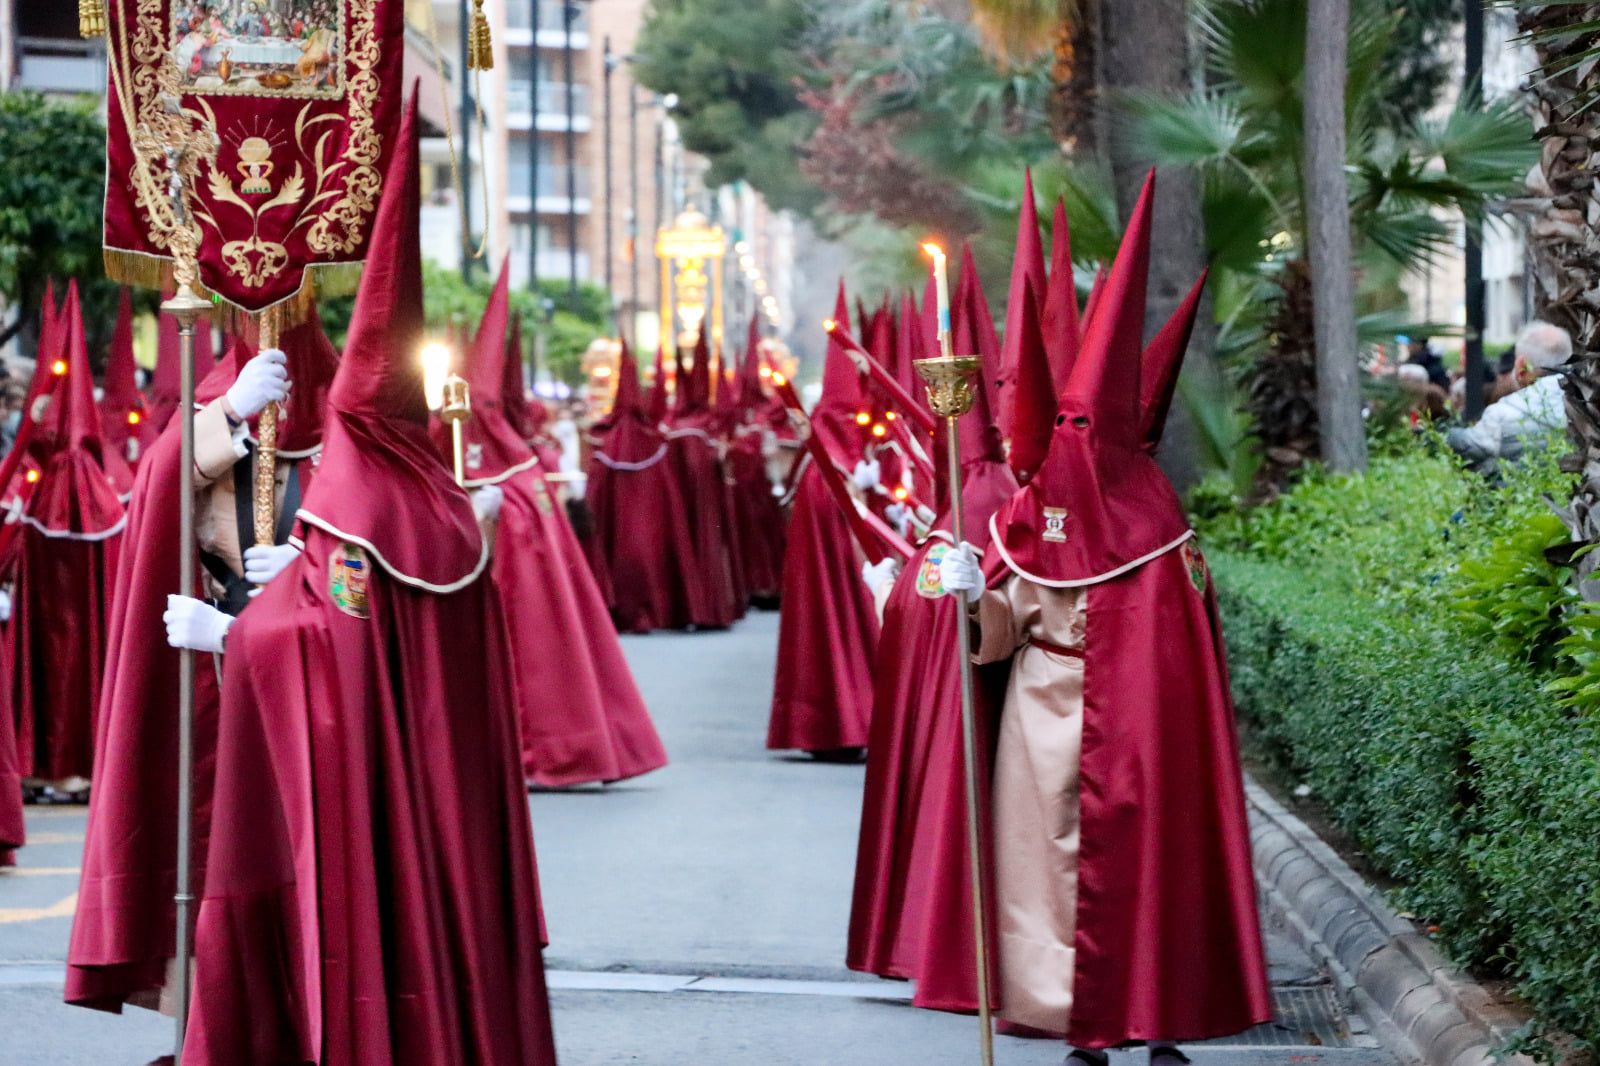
left=67, top=324, right=334, bottom=1012
left=766, top=458, right=879, bottom=752
left=186, top=529, right=557, bottom=1065
left=726, top=421, right=786, bottom=601
left=101, top=288, right=141, bottom=467
left=6, top=282, right=125, bottom=783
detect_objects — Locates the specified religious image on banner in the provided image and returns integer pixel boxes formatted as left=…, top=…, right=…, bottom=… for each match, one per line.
left=173, top=1, right=344, bottom=97
left=104, top=0, right=404, bottom=316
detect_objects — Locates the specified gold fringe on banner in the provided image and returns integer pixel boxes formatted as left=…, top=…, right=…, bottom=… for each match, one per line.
left=468, top=0, right=494, bottom=71
left=102, top=248, right=365, bottom=334
left=79, top=0, right=106, bottom=39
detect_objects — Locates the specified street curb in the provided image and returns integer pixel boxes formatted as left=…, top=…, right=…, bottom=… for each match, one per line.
left=1246, top=778, right=1534, bottom=1066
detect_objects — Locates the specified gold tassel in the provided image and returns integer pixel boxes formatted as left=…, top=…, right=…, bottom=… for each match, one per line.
left=468, top=0, right=494, bottom=71
left=79, top=0, right=106, bottom=38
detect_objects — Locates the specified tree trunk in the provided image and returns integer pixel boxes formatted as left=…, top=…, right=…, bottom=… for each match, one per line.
left=1302, top=0, right=1367, bottom=473
left=1519, top=2, right=1600, bottom=598
left=1098, top=0, right=1216, bottom=493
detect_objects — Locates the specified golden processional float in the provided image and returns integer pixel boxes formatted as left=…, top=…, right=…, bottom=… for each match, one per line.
left=656, top=208, right=726, bottom=353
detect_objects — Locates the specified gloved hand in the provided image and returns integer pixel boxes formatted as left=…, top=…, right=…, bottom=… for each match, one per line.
left=224, top=348, right=289, bottom=421
left=861, top=557, right=901, bottom=596
left=164, top=594, right=233, bottom=653
left=852, top=458, right=881, bottom=492
left=243, top=543, right=301, bottom=589
left=884, top=502, right=911, bottom=537
left=937, top=541, right=982, bottom=596
left=0, top=589, right=11, bottom=623
left=472, top=484, right=505, bottom=524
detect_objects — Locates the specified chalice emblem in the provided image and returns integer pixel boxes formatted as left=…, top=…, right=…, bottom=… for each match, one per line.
left=237, top=136, right=275, bottom=195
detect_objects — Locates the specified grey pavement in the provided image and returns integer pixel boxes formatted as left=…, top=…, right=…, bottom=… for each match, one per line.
left=0, top=611, right=1404, bottom=1065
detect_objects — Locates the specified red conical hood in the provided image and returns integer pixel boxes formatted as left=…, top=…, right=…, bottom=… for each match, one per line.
left=1005, top=280, right=1053, bottom=484
left=329, top=91, right=428, bottom=425
left=953, top=245, right=1003, bottom=468
left=1042, top=197, right=1082, bottom=390
left=0, top=286, right=65, bottom=501
left=104, top=289, right=140, bottom=411
left=297, top=87, right=485, bottom=590
left=821, top=281, right=864, bottom=408
left=467, top=257, right=513, bottom=399
left=686, top=328, right=712, bottom=416
left=645, top=346, right=669, bottom=423
left=614, top=338, right=643, bottom=416
left=53, top=281, right=106, bottom=454
left=1140, top=271, right=1208, bottom=453
left=991, top=171, right=1192, bottom=586
left=501, top=314, right=540, bottom=441
left=998, top=169, right=1047, bottom=435
left=894, top=291, right=926, bottom=408
left=446, top=256, right=540, bottom=483
left=737, top=313, right=764, bottom=410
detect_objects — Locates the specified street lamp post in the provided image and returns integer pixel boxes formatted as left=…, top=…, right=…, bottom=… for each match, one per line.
left=1463, top=0, right=1487, bottom=420
left=527, top=0, right=541, bottom=296
left=563, top=0, right=579, bottom=310
left=458, top=0, right=475, bottom=280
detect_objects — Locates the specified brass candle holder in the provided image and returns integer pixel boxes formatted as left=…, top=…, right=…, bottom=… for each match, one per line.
left=441, top=374, right=472, bottom=487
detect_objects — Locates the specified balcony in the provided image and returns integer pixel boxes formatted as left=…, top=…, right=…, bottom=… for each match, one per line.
left=506, top=165, right=593, bottom=216
left=503, top=1, right=590, bottom=49
left=505, top=81, right=592, bottom=132
left=15, top=37, right=103, bottom=96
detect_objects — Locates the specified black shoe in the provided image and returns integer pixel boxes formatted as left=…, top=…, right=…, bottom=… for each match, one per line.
left=1149, top=1048, right=1191, bottom=1064
left=1066, top=1052, right=1109, bottom=1066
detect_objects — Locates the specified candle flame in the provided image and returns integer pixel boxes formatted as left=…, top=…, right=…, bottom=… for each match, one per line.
left=893, top=486, right=909, bottom=501
left=25, top=468, right=39, bottom=484
left=127, top=410, right=142, bottom=425
left=420, top=341, right=453, bottom=411
left=855, top=411, right=871, bottom=426
left=921, top=242, right=945, bottom=263
left=822, top=318, right=837, bottom=332
left=885, top=411, right=897, bottom=421
left=871, top=423, right=888, bottom=438
left=772, top=372, right=788, bottom=387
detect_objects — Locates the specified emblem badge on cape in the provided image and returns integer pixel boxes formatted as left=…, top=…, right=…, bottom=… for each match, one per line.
left=916, top=542, right=949, bottom=598
left=329, top=542, right=371, bottom=619
left=1042, top=505, right=1068, bottom=543
left=531, top=477, right=554, bottom=515
left=466, top=442, right=484, bottom=471
left=1182, top=538, right=1209, bottom=594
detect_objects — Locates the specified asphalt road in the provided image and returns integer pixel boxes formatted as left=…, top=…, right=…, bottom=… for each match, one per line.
left=0, top=611, right=1405, bottom=1065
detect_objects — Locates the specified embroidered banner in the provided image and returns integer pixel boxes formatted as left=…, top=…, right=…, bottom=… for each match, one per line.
left=103, top=0, right=405, bottom=315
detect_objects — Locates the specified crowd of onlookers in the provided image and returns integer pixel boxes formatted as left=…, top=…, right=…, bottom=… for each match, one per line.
left=1383, top=321, right=1574, bottom=473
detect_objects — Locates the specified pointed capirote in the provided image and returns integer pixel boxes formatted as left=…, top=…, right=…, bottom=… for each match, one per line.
left=56, top=281, right=104, bottom=453
left=646, top=347, right=670, bottom=423
left=821, top=280, right=863, bottom=407
left=1059, top=170, right=1154, bottom=442
left=104, top=289, right=140, bottom=412
left=953, top=244, right=1004, bottom=467
left=329, top=90, right=428, bottom=423
left=1139, top=270, right=1209, bottom=452
left=1005, top=280, right=1053, bottom=484
left=737, top=311, right=764, bottom=410
left=1042, top=197, right=1082, bottom=388
left=998, top=169, right=1047, bottom=432
left=614, top=337, right=643, bottom=415
left=466, top=256, right=513, bottom=399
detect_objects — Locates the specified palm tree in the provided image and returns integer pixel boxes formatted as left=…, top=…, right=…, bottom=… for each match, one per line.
left=1131, top=0, right=1536, bottom=495
left=1517, top=3, right=1600, bottom=596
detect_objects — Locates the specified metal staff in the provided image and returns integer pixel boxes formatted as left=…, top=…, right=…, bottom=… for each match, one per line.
left=914, top=344, right=993, bottom=1066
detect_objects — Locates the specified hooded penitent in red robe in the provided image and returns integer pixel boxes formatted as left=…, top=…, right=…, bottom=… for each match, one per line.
left=445, top=259, right=667, bottom=787
left=848, top=255, right=1017, bottom=1006
left=586, top=340, right=702, bottom=633
left=101, top=288, right=143, bottom=470
left=0, top=283, right=66, bottom=518
left=767, top=283, right=880, bottom=753
left=977, top=174, right=1268, bottom=1047
left=184, top=93, right=557, bottom=1066
left=5, top=281, right=126, bottom=786
left=67, top=312, right=339, bottom=1013
left=726, top=317, right=786, bottom=602
left=665, top=331, right=743, bottom=627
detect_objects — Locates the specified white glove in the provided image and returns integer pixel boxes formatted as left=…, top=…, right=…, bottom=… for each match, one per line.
left=0, top=589, right=11, bottom=623
left=224, top=348, right=289, bottom=421
left=852, top=458, right=881, bottom=492
left=164, top=594, right=233, bottom=653
left=938, top=541, right=982, bottom=596
left=472, top=484, right=504, bottom=524
left=243, top=543, right=301, bottom=589
left=861, top=557, right=901, bottom=596
left=884, top=502, right=912, bottom=537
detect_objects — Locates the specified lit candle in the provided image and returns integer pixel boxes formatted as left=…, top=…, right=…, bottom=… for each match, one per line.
left=921, top=243, right=950, bottom=348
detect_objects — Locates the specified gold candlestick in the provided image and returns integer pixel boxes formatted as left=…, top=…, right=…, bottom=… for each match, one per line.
left=914, top=351, right=994, bottom=1066
left=253, top=308, right=280, bottom=554
left=441, top=374, right=472, bottom=486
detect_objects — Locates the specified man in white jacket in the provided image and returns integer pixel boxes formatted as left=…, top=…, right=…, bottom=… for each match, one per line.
left=1447, top=320, right=1572, bottom=470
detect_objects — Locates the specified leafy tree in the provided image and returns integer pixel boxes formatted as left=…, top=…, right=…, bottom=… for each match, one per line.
left=634, top=0, right=823, bottom=214
left=0, top=92, right=120, bottom=361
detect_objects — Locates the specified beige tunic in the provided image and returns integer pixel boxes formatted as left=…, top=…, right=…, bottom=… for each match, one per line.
left=192, top=398, right=294, bottom=603
left=972, top=575, right=1087, bottom=1034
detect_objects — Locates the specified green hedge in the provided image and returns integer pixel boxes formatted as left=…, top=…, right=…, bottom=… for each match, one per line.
left=1204, top=440, right=1600, bottom=1057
